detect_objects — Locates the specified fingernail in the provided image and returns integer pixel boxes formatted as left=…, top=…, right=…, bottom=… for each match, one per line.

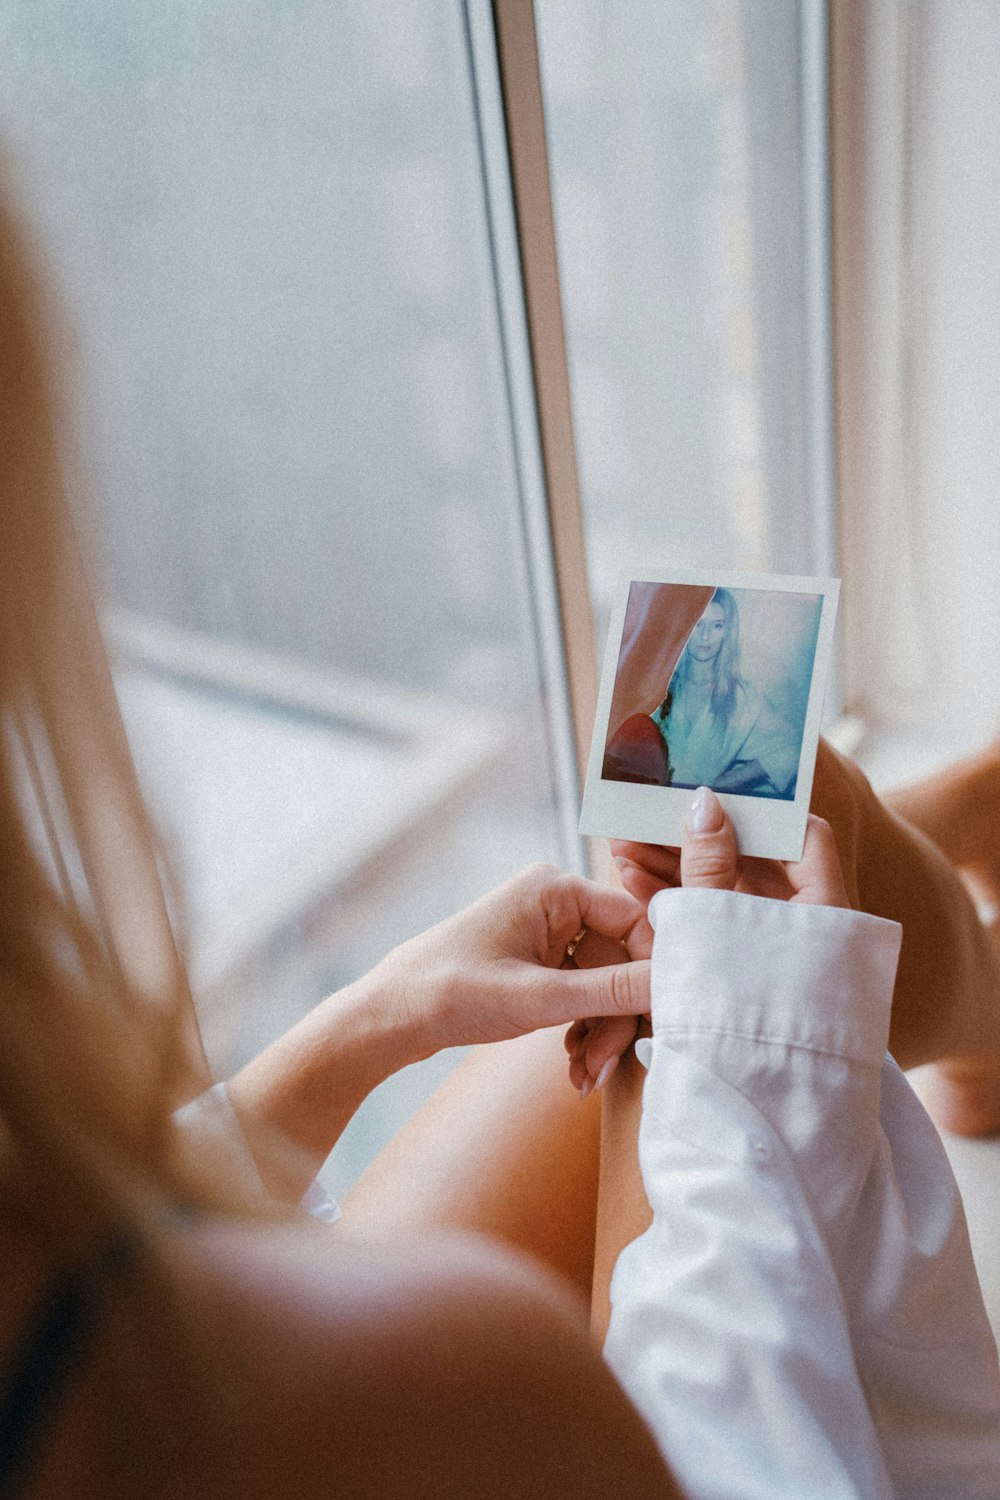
left=687, top=786, right=723, bottom=833
left=579, top=1075, right=594, bottom=1101
left=594, top=1056, right=618, bottom=1092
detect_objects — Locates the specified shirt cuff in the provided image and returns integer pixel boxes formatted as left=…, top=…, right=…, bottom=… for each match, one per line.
left=173, top=1082, right=341, bottom=1223
left=647, top=887, right=902, bottom=1070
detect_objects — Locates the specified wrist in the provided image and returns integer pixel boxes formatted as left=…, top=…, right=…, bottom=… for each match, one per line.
left=328, top=957, right=439, bottom=1081
left=226, top=963, right=433, bottom=1184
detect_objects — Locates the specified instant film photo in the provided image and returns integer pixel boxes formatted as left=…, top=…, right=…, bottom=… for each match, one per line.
left=580, top=568, right=840, bottom=861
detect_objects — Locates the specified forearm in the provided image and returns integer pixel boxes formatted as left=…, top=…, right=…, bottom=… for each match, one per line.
left=225, top=967, right=428, bottom=1200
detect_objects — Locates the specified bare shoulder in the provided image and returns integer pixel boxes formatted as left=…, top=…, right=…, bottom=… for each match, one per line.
left=179, top=1216, right=678, bottom=1500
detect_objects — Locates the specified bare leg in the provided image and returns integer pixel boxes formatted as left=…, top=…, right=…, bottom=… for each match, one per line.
left=346, top=738, right=1000, bottom=1333
left=884, top=741, right=1000, bottom=907
left=811, top=741, right=1000, bottom=1074
left=882, top=740, right=1000, bottom=1133
left=342, top=1026, right=603, bottom=1300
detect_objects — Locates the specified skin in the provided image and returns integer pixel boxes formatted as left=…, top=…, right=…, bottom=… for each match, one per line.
left=225, top=863, right=652, bottom=1201
left=882, top=737, right=1000, bottom=1133
left=1, top=1195, right=680, bottom=1500
left=9, top=845, right=746, bottom=1500
left=62, top=729, right=985, bottom=1500
left=344, top=736, right=1000, bottom=1342
left=687, top=601, right=726, bottom=665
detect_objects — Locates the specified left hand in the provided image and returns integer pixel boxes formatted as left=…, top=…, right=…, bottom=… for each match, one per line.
left=611, top=802, right=849, bottom=911
left=566, top=788, right=850, bottom=1093
left=370, top=862, right=652, bottom=1061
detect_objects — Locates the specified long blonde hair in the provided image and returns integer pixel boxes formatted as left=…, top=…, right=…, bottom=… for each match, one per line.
left=667, top=587, right=745, bottom=727
left=0, top=170, right=252, bottom=1252
left=0, top=162, right=328, bottom=1497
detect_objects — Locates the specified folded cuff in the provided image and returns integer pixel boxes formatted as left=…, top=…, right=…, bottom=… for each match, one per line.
left=648, top=888, right=902, bottom=1068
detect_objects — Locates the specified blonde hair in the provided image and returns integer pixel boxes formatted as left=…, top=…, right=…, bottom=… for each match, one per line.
left=0, top=170, right=259, bottom=1254
left=668, top=587, right=745, bottom=727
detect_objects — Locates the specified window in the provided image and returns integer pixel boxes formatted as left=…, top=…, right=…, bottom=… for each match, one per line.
left=535, top=0, right=836, bottom=623
left=0, top=0, right=834, bottom=1188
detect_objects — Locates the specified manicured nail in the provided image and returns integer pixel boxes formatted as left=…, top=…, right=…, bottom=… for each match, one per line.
left=579, top=1075, right=594, bottom=1100
left=687, top=786, right=723, bottom=833
left=594, top=1056, right=618, bottom=1092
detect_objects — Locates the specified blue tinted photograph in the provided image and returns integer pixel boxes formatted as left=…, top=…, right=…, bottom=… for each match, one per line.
left=603, top=582, right=823, bottom=801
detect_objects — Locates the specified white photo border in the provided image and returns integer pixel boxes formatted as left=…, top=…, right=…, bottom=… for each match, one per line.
left=579, top=567, right=841, bottom=861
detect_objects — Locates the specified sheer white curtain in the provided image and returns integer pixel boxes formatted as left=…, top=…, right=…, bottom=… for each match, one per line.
left=834, top=0, right=1000, bottom=760
left=536, top=0, right=834, bottom=627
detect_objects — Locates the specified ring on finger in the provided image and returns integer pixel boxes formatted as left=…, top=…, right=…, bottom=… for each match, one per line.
left=562, top=925, right=588, bottom=968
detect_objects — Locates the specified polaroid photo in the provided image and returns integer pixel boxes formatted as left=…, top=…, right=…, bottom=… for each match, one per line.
left=580, top=568, right=840, bottom=862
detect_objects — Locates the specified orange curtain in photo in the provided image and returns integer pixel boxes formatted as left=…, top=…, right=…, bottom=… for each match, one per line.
left=605, top=581, right=713, bottom=744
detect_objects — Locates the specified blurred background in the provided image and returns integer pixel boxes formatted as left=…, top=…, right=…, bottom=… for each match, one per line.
left=1, top=2, right=998, bottom=1218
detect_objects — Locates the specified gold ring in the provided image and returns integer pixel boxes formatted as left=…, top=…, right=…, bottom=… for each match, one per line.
left=563, top=926, right=588, bottom=966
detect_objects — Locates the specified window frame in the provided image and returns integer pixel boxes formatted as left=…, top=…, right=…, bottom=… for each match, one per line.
left=484, top=0, right=839, bottom=855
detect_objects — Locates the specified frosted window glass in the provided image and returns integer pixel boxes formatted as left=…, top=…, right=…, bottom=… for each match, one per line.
left=536, top=1, right=826, bottom=618
left=0, top=2, right=565, bottom=1179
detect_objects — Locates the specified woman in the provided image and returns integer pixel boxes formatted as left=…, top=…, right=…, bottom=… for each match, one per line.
left=651, top=588, right=797, bottom=798
left=0, top=166, right=899, bottom=1499
left=1, top=164, right=998, bottom=1497
left=3, top=161, right=927, bottom=1491
left=0, top=171, right=684, bottom=1499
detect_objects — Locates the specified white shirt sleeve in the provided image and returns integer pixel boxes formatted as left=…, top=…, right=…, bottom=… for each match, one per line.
left=173, top=1081, right=341, bottom=1223
left=603, top=887, right=1000, bottom=1500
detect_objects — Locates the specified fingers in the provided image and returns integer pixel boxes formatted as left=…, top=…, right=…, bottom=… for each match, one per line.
left=568, top=926, right=645, bottom=971
left=610, top=839, right=681, bottom=875
left=611, top=841, right=680, bottom=923
left=680, top=787, right=738, bottom=890
left=555, top=956, right=651, bottom=1021
left=564, top=1014, right=639, bottom=1096
left=538, top=871, right=651, bottom=964
left=611, top=840, right=680, bottom=888
left=783, top=814, right=850, bottom=909
left=614, top=861, right=675, bottom=915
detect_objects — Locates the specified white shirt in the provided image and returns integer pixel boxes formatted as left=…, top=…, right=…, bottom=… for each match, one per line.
left=654, top=682, right=798, bottom=796
left=173, top=1081, right=341, bottom=1223
left=604, top=887, right=1000, bottom=1499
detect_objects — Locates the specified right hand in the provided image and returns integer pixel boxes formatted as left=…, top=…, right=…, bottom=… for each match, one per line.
left=371, top=862, right=652, bottom=1061
left=675, top=786, right=850, bottom=906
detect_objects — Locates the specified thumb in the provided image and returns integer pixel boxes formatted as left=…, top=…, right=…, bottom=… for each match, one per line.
left=680, top=787, right=738, bottom=890
left=561, top=957, right=651, bottom=1019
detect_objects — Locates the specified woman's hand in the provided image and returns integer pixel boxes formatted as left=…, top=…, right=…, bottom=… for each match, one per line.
left=612, top=786, right=849, bottom=909
left=226, top=864, right=651, bottom=1195
left=371, top=863, right=653, bottom=1062
left=566, top=788, right=850, bottom=1093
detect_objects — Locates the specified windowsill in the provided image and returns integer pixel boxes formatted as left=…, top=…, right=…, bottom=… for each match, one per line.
left=108, top=612, right=505, bottom=996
